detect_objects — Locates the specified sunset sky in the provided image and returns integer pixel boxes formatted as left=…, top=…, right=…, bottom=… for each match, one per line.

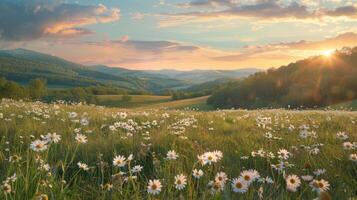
left=2, top=0, right=357, bottom=70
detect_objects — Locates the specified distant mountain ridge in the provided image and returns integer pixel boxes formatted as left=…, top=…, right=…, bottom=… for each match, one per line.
left=0, top=48, right=259, bottom=93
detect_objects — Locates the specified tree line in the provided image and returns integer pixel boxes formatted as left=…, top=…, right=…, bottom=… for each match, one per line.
left=208, top=47, right=357, bottom=109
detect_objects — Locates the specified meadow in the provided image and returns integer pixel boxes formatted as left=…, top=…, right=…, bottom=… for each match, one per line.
left=0, top=99, right=356, bottom=200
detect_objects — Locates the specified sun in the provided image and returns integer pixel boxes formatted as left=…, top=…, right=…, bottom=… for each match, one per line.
left=322, top=49, right=334, bottom=57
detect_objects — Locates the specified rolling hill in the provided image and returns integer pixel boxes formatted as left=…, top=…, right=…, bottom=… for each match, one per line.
left=0, top=49, right=186, bottom=92
left=208, top=47, right=357, bottom=109
left=0, top=48, right=259, bottom=94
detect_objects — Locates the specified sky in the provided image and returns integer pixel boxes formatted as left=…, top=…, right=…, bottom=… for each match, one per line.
left=2, top=0, right=357, bottom=70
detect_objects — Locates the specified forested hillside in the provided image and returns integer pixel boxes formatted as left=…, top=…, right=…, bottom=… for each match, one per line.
left=208, top=47, right=357, bottom=109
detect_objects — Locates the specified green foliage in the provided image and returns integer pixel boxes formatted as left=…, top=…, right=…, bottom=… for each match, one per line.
left=208, top=47, right=357, bottom=109
left=28, top=78, right=47, bottom=100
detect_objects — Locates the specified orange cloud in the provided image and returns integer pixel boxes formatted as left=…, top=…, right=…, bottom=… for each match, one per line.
left=22, top=32, right=357, bottom=70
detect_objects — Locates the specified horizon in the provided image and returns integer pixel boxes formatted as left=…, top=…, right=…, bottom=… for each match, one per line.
left=1, top=0, right=357, bottom=70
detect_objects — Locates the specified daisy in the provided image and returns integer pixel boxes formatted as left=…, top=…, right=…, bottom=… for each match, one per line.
left=43, top=132, right=61, bottom=143
left=131, top=165, right=143, bottom=173
left=75, top=134, right=87, bottom=144
left=343, top=142, right=354, bottom=150
left=174, top=174, right=187, bottom=190
left=30, top=140, right=48, bottom=152
left=336, top=131, right=348, bottom=140
left=203, top=152, right=218, bottom=165
left=239, top=169, right=260, bottom=184
left=313, top=169, right=326, bottom=176
left=310, top=179, right=330, bottom=193
left=2, top=183, right=11, bottom=194
left=208, top=180, right=224, bottom=194
left=147, top=179, right=162, bottom=195
left=301, top=175, right=314, bottom=181
left=349, top=153, right=357, bottom=163
left=192, top=169, right=204, bottom=179
left=231, top=178, right=248, bottom=193
left=277, top=149, right=290, bottom=160
left=166, top=150, right=179, bottom=160
left=77, top=162, right=89, bottom=171
left=113, top=155, right=127, bottom=167
left=285, top=175, right=301, bottom=192
left=215, top=172, right=228, bottom=184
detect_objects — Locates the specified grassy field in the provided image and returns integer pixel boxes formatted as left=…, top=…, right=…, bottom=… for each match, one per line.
left=0, top=99, right=356, bottom=199
left=96, top=95, right=171, bottom=108
left=96, top=95, right=212, bottom=110
left=329, top=100, right=357, bottom=111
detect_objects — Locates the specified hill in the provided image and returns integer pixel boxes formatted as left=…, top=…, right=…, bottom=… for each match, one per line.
left=0, top=49, right=187, bottom=92
left=208, top=47, right=357, bottom=109
left=0, top=49, right=258, bottom=93
left=144, top=68, right=261, bottom=84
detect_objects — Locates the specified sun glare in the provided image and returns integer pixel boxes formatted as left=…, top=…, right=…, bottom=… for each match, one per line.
left=322, top=49, right=334, bottom=57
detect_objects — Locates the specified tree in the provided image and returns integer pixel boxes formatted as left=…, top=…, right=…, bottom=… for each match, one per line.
left=28, top=78, right=47, bottom=100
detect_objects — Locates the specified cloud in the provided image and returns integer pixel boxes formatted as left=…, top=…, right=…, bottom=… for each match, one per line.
left=214, top=32, right=357, bottom=62
left=158, top=1, right=357, bottom=27
left=16, top=31, right=357, bottom=70
left=0, top=0, right=120, bottom=41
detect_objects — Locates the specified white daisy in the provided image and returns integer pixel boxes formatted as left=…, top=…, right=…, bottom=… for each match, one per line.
left=30, top=140, right=48, bottom=152
left=310, top=179, right=330, bottom=193
left=285, top=174, right=301, bottom=192
left=166, top=150, right=179, bottom=160
left=77, top=162, right=89, bottom=171
left=147, top=179, right=162, bottom=195
left=174, top=174, right=187, bottom=190
left=192, top=169, right=204, bottom=179
left=113, top=155, right=127, bottom=167
left=75, top=134, right=87, bottom=144
left=231, top=178, right=248, bottom=193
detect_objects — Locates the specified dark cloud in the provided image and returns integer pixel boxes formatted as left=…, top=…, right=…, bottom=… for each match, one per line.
left=160, top=1, right=357, bottom=26
left=0, top=0, right=120, bottom=41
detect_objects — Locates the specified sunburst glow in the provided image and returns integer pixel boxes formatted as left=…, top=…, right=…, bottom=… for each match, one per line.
left=322, top=49, right=335, bottom=57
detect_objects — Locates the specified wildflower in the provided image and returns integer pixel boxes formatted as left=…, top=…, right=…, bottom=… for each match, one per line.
left=310, top=179, right=330, bottom=193
left=277, top=149, right=290, bottom=160
left=68, top=112, right=78, bottom=118
left=113, top=155, right=127, bottom=167
left=75, top=134, right=87, bottom=144
left=301, top=175, right=314, bottom=181
left=77, top=162, right=89, bottom=171
left=147, top=179, right=162, bottom=195
left=208, top=180, right=224, bottom=194
left=343, top=142, right=354, bottom=150
left=192, top=169, right=204, bottom=179
left=215, top=172, right=228, bottom=184
left=239, top=169, right=260, bottom=184
left=2, top=183, right=11, bottom=194
left=9, top=154, right=22, bottom=162
left=174, top=174, right=187, bottom=190
left=231, top=178, right=248, bottom=193
left=80, top=118, right=89, bottom=126
left=131, top=165, right=143, bottom=173
left=102, top=183, right=113, bottom=191
left=285, top=175, right=301, bottom=192
left=349, top=153, right=357, bottom=163
left=313, top=169, right=326, bottom=176
left=336, top=131, right=348, bottom=140
left=30, top=140, right=48, bottom=152
left=258, top=176, right=274, bottom=184
left=166, top=150, right=179, bottom=160
left=43, top=132, right=61, bottom=143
